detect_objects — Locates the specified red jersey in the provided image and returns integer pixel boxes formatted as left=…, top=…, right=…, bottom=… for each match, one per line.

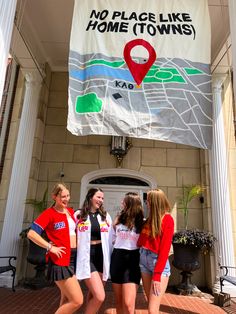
left=31, top=207, right=75, bottom=266
left=137, top=214, right=174, bottom=281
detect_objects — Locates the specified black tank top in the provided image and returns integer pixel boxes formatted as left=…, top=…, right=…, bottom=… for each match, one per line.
left=89, top=212, right=101, bottom=240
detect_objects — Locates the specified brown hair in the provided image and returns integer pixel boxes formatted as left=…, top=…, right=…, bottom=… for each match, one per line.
left=52, top=182, right=68, bottom=196
left=116, top=192, right=144, bottom=233
left=146, top=189, right=171, bottom=238
left=51, top=183, right=69, bottom=206
left=79, top=187, right=107, bottom=221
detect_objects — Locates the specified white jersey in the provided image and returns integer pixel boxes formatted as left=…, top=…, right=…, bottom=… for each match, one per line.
left=113, top=223, right=140, bottom=250
left=74, top=210, right=113, bottom=281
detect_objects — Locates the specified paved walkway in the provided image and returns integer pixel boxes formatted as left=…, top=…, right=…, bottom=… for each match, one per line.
left=1, top=283, right=235, bottom=314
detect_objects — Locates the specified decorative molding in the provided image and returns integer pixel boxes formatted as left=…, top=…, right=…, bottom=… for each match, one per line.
left=0, top=0, right=17, bottom=106
left=209, top=72, right=236, bottom=296
left=0, top=72, right=42, bottom=262
left=21, top=69, right=44, bottom=85
left=229, top=0, right=236, bottom=101
left=212, top=74, right=227, bottom=91
left=80, top=168, right=157, bottom=207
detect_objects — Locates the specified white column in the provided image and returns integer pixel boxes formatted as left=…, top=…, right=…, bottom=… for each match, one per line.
left=209, top=74, right=236, bottom=296
left=0, top=0, right=17, bottom=106
left=228, top=0, right=236, bottom=102
left=0, top=71, right=42, bottom=287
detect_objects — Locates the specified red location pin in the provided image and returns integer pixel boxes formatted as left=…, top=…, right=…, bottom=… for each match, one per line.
left=124, top=39, right=156, bottom=86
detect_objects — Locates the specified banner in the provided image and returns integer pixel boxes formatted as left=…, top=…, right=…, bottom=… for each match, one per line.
left=68, top=0, right=212, bottom=149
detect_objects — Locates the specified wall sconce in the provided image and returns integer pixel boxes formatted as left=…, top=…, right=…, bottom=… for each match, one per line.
left=110, top=136, right=132, bottom=166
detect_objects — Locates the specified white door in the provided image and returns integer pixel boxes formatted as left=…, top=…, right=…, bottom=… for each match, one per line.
left=101, top=187, right=148, bottom=221
left=103, top=190, right=125, bottom=220
left=80, top=169, right=157, bottom=218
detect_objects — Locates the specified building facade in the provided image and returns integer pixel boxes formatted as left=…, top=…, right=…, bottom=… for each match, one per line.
left=0, top=0, right=235, bottom=295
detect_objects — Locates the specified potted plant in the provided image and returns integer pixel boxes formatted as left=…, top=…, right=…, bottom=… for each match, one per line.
left=20, top=188, right=49, bottom=289
left=172, top=184, right=216, bottom=294
left=172, top=229, right=215, bottom=254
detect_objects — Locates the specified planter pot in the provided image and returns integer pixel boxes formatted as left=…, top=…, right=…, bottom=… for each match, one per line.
left=172, top=243, right=201, bottom=294
left=24, top=240, right=49, bottom=289
left=27, top=240, right=46, bottom=265
left=172, top=243, right=201, bottom=272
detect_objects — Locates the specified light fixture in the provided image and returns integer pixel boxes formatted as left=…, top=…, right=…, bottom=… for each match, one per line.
left=110, top=136, right=132, bottom=166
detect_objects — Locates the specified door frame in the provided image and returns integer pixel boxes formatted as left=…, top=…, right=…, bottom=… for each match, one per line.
left=80, top=168, right=157, bottom=207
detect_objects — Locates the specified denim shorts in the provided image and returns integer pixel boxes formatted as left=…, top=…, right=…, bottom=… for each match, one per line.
left=139, top=247, right=171, bottom=277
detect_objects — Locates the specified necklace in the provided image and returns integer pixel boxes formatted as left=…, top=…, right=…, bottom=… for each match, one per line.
left=90, top=211, right=97, bottom=217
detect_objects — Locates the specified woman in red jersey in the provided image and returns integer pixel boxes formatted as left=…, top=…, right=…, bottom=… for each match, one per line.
left=137, top=189, right=174, bottom=314
left=27, top=183, right=83, bottom=314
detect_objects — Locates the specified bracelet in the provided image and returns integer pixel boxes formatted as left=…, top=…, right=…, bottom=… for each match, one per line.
left=46, top=243, right=52, bottom=252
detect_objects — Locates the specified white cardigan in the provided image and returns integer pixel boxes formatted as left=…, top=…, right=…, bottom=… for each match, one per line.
left=74, top=210, right=113, bottom=281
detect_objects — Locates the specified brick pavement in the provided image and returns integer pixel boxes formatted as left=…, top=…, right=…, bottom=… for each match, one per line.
left=0, top=283, right=232, bottom=314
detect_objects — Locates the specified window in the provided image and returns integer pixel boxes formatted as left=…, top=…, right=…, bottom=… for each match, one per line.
left=90, top=176, right=149, bottom=186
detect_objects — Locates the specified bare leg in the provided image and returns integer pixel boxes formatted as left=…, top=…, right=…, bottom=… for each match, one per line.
left=122, top=283, right=138, bottom=314
left=112, top=283, right=123, bottom=314
left=112, top=282, right=138, bottom=314
left=86, top=290, right=92, bottom=305
left=141, top=272, right=152, bottom=302
left=59, top=292, right=67, bottom=306
left=148, top=276, right=169, bottom=314
left=84, top=272, right=105, bottom=314
left=55, top=275, right=83, bottom=314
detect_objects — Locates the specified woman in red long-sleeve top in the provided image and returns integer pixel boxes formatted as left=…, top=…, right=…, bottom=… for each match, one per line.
left=137, top=189, right=174, bottom=313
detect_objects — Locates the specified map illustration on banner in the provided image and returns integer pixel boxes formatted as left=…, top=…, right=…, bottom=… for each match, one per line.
left=68, top=0, right=212, bottom=149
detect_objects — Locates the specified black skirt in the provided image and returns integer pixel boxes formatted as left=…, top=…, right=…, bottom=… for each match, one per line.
left=47, top=248, right=76, bottom=282
left=110, top=248, right=141, bottom=285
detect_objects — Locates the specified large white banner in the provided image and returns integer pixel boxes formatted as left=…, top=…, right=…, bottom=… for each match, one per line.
left=68, top=0, right=212, bottom=149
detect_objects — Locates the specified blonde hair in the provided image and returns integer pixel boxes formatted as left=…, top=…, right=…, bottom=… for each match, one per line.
left=52, top=182, right=68, bottom=197
left=146, top=189, right=171, bottom=238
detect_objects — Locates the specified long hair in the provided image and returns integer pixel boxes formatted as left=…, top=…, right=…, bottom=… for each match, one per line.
left=146, top=189, right=171, bottom=238
left=51, top=182, right=69, bottom=206
left=116, top=192, right=144, bottom=233
left=79, top=187, right=107, bottom=221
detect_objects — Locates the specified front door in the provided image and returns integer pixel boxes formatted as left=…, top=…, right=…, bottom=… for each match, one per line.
left=102, top=187, right=148, bottom=220
left=87, top=185, right=149, bottom=220
left=81, top=169, right=157, bottom=220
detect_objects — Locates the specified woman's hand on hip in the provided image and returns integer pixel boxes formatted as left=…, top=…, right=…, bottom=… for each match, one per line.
left=50, top=246, right=66, bottom=258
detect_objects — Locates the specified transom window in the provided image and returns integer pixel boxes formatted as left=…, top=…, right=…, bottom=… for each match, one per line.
left=90, top=176, right=149, bottom=186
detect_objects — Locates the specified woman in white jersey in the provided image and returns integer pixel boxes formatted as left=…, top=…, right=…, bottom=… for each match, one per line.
left=110, top=192, right=144, bottom=314
left=74, top=187, right=113, bottom=314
